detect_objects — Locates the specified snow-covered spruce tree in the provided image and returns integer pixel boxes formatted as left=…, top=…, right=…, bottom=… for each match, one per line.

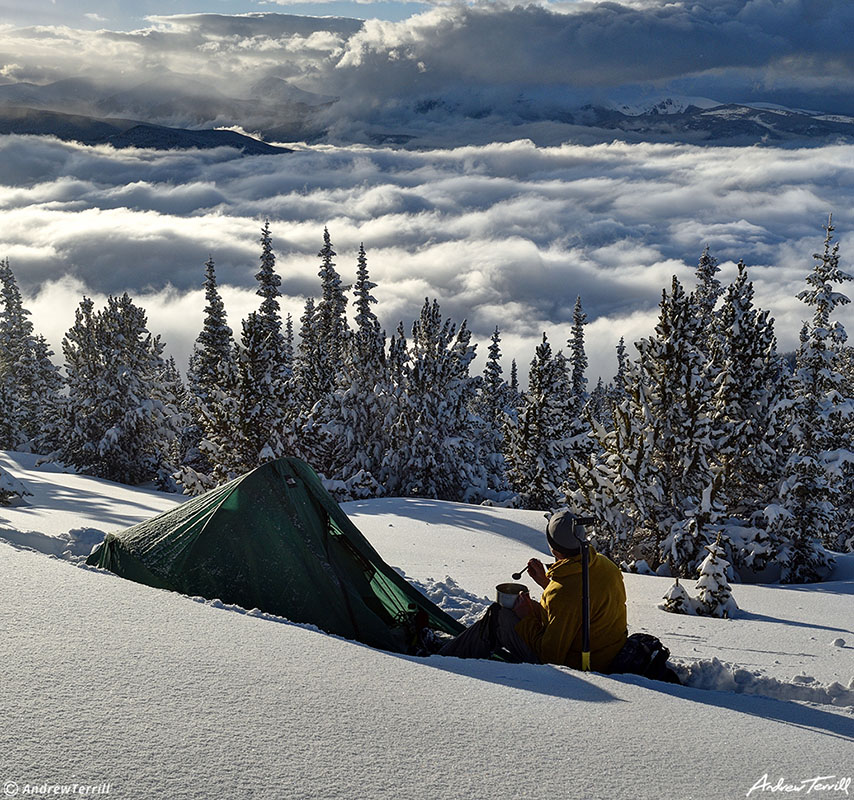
left=187, top=257, right=237, bottom=410
left=194, top=352, right=248, bottom=486
left=157, top=356, right=192, bottom=492
left=694, top=245, right=723, bottom=339
left=766, top=218, right=850, bottom=579
left=568, top=360, right=664, bottom=564
left=708, top=261, right=788, bottom=570
left=378, top=322, right=410, bottom=496
left=293, top=297, right=321, bottom=409
left=570, top=278, right=718, bottom=575
left=644, top=278, right=720, bottom=574
left=471, top=327, right=513, bottom=497
left=585, top=377, right=609, bottom=425
left=562, top=296, right=594, bottom=493
left=307, top=244, right=389, bottom=498
left=605, top=336, right=629, bottom=420
left=504, top=333, right=572, bottom=510
left=381, top=299, right=485, bottom=501
left=310, top=227, right=350, bottom=405
left=239, top=311, right=291, bottom=458
left=569, top=296, right=588, bottom=416
left=284, top=312, right=294, bottom=374
left=179, top=257, right=238, bottom=492
left=0, top=258, right=62, bottom=451
left=504, top=358, right=522, bottom=423
left=198, top=223, right=294, bottom=483
left=836, top=344, right=854, bottom=552
left=695, top=534, right=738, bottom=618
left=0, top=464, right=32, bottom=506
left=661, top=577, right=695, bottom=615
left=58, top=294, right=180, bottom=484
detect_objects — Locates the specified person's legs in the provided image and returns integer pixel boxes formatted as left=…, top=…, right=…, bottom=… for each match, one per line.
left=438, top=604, right=538, bottom=662
left=493, top=606, right=538, bottom=663
left=437, top=608, right=495, bottom=659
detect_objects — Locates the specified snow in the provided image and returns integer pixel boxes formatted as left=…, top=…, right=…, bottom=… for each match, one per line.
left=1, top=451, right=852, bottom=799
left=0, top=464, right=30, bottom=502
left=604, top=94, right=722, bottom=116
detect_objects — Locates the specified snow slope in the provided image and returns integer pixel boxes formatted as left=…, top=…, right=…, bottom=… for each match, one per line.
left=1, top=451, right=852, bottom=800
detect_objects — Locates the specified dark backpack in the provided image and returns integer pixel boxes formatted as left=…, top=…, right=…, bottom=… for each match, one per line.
left=609, top=633, right=681, bottom=684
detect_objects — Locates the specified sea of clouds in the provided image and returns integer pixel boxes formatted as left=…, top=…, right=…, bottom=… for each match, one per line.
left=1, top=133, right=852, bottom=382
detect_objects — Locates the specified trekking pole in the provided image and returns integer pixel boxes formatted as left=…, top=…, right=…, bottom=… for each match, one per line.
left=580, top=539, right=591, bottom=671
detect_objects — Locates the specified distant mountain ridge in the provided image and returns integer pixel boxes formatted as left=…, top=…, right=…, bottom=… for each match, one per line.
left=562, top=102, right=854, bottom=144
left=0, top=106, right=292, bottom=155
left=2, top=74, right=854, bottom=149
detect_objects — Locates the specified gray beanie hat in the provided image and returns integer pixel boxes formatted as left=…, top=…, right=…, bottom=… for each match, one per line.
left=546, top=509, right=586, bottom=554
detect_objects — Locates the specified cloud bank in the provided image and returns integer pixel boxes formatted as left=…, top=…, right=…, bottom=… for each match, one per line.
left=2, top=0, right=854, bottom=140
left=1, top=135, right=851, bottom=382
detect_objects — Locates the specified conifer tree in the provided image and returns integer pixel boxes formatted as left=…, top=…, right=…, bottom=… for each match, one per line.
left=284, top=313, right=294, bottom=376
left=767, top=218, right=849, bottom=579
left=473, top=327, right=512, bottom=496
left=194, top=353, right=247, bottom=487
left=197, top=224, right=293, bottom=483
left=0, top=464, right=32, bottom=505
left=239, top=310, right=290, bottom=461
left=0, top=258, right=62, bottom=451
left=586, top=377, right=609, bottom=424
left=255, top=221, right=285, bottom=350
left=570, top=278, right=717, bottom=575
left=568, top=296, right=588, bottom=416
left=158, top=355, right=191, bottom=492
left=294, top=297, right=322, bottom=408
left=379, top=322, right=411, bottom=495
left=382, top=300, right=484, bottom=501
left=563, top=296, right=594, bottom=492
left=313, top=227, right=350, bottom=398
left=180, top=257, right=238, bottom=490
left=504, top=333, right=571, bottom=510
left=308, top=244, right=389, bottom=497
left=187, top=257, right=235, bottom=405
left=58, top=294, right=180, bottom=484
left=661, top=578, right=694, bottom=615
left=695, top=534, right=738, bottom=618
left=644, top=278, right=719, bottom=573
left=694, top=245, right=723, bottom=337
left=606, top=336, right=629, bottom=416
left=709, top=261, right=788, bottom=569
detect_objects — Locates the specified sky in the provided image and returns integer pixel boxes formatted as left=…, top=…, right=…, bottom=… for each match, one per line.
left=4, top=0, right=854, bottom=115
left=1, top=0, right=854, bottom=382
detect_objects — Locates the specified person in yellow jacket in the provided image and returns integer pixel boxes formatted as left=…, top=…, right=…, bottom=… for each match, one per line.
left=514, top=510, right=627, bottom=671
left=438, top=509, right=627, bottom=671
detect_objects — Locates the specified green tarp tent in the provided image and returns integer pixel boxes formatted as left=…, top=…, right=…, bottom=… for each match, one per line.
left=87, top=457, right=464, bottom=653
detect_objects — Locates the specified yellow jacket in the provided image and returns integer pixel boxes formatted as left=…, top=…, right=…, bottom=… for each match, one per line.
left=515, top=548, right=627, bottom=671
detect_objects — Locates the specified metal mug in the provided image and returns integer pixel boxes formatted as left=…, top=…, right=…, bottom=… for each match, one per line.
left=495, top=582, right=528, bottom=609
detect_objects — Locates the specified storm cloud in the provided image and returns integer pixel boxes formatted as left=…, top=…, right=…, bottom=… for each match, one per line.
left=1, top=134, right=851, bottom=382
left=3, top=0, right=854, bottom=128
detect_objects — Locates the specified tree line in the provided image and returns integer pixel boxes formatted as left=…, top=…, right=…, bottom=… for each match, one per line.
left=1, top=218, right=852, bottom=583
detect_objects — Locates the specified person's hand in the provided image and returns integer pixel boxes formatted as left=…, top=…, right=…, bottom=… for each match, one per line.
left=513, top=590, right=537, bottom=619
left=527, top=558, right=549, bottom=588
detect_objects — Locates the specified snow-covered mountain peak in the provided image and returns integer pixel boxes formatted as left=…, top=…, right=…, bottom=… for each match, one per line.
left=608, top=94, right=722, bottom=116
